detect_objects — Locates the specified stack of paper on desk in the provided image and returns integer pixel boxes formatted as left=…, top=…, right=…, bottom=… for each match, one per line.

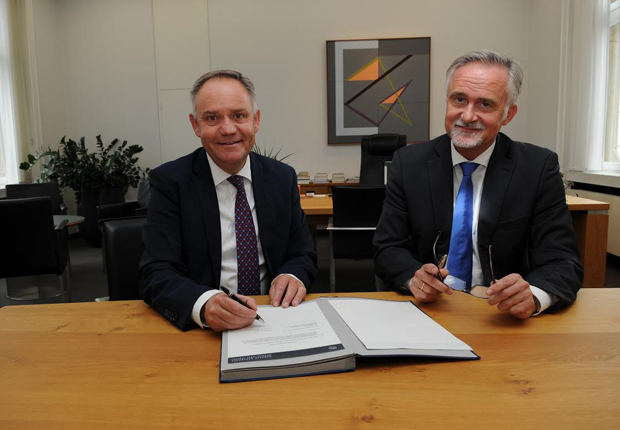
left=220, top=297, right=479, bottom=383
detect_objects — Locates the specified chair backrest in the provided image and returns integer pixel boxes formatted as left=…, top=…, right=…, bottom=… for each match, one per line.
left=0, top=197, right=65, bottom=278
left=331, top=186, right=386, bottom=259
left=6, top=182, right=64, bottom=215
left=99, top=216, right=146, bottom=300
left=359, top=134, right=406, bottom=186
left=332, top=186, right=386, bottom=228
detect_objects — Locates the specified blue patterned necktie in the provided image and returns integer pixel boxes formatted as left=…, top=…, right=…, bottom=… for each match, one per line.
left=227, top=175, right=260, bottom=295
left=447, top=162, right=479, bottom=289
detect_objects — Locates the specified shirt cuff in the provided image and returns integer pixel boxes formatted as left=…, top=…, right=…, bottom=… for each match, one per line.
left=191, top=290, right=224, bottom=329
left=270, top=273, right=305, bottom=287
left=529, top=285, right=557, bottom=316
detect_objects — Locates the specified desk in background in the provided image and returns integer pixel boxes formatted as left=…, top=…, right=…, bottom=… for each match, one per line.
left=301, top=195, right=610, bottom=288
left=0, top=290, right=618, bottom=430
left=299, top=181, right=357, bottom=195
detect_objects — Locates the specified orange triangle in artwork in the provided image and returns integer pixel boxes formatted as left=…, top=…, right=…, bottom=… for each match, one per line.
left=348, top=59, right=380, bottom=81
left=381, top=86, right=406, bottom=105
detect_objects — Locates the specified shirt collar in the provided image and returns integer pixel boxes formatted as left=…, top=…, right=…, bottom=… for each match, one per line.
left=450, top=140, right=496, bottom=168
left=205, top=151, right=253, bottom=186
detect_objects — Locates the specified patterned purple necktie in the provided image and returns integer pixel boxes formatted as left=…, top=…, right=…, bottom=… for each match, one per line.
left=227, top=175, right=260, bottom=295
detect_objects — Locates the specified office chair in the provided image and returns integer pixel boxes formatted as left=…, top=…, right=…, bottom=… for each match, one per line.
left=6, top=182, right=67, bottom=215
left=359, top=134, right=406, bottom=186
left=99, top=216, right=146, bottom=300
left=327, top=186, right=386, bottom=292
left=0, top=197, right=71, bottom=302
left=97, top=179, right=150, bottom=220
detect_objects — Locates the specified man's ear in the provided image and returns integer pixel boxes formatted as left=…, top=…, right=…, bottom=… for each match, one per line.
left=502, top=104, right=518, bottom=126
left=254, top=109, right=261, bottom=133
left=189, top=113, right=200, bottom=137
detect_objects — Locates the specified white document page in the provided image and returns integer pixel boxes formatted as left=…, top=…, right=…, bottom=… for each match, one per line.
left=328, top=299, right=472, bottom=351
left=227, top=301, right=343, bottom=359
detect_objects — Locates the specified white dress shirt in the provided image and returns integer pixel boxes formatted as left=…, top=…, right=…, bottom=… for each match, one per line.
left=449, top=142, right=555, bottom=315
left=191, top=152, right=301, bottom=328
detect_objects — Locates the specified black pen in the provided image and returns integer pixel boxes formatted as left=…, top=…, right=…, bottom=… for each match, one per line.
left=219, top=286, right=265, bottom=323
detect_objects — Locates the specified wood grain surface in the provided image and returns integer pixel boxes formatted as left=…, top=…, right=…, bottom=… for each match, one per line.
left=1, top=290, right=618, bottom=430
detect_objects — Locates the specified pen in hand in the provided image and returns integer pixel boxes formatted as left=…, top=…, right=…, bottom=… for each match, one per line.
left=219, top=286, right=265, bottom=323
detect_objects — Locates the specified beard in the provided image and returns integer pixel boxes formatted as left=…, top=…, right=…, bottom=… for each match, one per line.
left=450, top=119, right=485, bottom=149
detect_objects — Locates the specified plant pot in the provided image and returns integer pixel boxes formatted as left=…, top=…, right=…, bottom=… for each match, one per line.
left=78, top=187, right=125, bottom=247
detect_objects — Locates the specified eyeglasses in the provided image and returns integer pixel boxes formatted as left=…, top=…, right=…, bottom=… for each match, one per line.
left=433, top=232, right=495, bottom=300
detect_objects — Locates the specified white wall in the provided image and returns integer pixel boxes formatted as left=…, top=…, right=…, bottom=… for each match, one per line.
left=525, top=0, right=563, bottom=154
left=208, top=0, right=530, bottom=177
left=31, top=0, right=565, bottom=179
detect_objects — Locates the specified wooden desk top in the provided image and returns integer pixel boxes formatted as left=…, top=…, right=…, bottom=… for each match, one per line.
left=1, top=290, right=618, bottom=430
left=301, top=195, right=610, bottom=216
left=300, top=195, right=333, bottom=215
left=565, top=194, right=610, bottom=211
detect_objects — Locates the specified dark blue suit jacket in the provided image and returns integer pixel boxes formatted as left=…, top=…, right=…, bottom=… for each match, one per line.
left=374, top=133, right=583, bottom=310
left=139, top=149, right=317, bottom=330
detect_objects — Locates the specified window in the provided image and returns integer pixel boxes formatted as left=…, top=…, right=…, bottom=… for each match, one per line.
left=605, top=0, right=620, bottom=170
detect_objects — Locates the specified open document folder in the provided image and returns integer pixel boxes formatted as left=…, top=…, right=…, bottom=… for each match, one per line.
left=220, top=297, right=479, bottom=383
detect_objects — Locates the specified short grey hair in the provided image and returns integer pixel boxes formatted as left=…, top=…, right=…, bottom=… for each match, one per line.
left=190, top=69, right=257, bottom=115
left=445, top=50, right=523, bottom=107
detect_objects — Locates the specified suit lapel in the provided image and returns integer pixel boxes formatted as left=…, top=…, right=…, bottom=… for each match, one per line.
left=250, top=153, right=275, bottom=278
left=192, top=152, right=221, bottom=283
left=428, top=136, right=455, bottom=253
left=478, top=134, right=515, bottom=282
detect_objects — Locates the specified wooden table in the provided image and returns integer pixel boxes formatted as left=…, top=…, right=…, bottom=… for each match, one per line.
left=0, top=290, right=618, bottom=430
left=565, top=195, right=610, bottom=288
left=301, top=195, right=610, bottom=287
left=53, top=214, right=85, bottom=227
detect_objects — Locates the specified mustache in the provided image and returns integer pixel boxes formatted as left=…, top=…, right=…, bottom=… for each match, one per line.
left=453, top=119, right=484, bottom=130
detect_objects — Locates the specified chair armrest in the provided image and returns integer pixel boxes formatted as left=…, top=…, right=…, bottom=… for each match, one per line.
left=326, top=218, right=377, bottom=231
left=55, top=219, right=69, bottom=231
left=97, top=201, right=140, bottom=221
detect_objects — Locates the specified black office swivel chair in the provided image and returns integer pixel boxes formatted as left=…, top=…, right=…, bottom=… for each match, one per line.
left=327, top=186, right=386, bottom=291
left=6, top=182, right=67, bottom=215
left=98, top=216, right=146, bottom=300
left=359, top=134, right=406, bottom=186
left=0, top=197, right=71, bottom=302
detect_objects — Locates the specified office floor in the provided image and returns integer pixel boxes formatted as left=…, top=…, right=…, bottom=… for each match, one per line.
left=1, top=230, right=619, bottom=308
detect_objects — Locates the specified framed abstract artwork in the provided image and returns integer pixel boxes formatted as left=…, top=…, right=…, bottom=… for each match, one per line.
left=326, top=37, right=431, bottom=145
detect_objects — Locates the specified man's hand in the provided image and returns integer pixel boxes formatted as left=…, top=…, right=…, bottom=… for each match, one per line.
left=486, top=273, right=536, bottom=319
left=203, top=292, right=258, bottom=332
left=269, top=274, right=306, bottom=308
left=409, top=263, right=452, bottom=302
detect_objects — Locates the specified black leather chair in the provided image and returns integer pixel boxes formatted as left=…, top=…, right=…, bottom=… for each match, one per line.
left=0, top=197, right=71, bottom=302
left=359, top=134, right=406, bottom=186
left=99, top=216, right=146, bottom=300
left=97, top=179, right=150, bottom=220
left=327, top=186, right=386, bottom=291
left=6, top=182, right=67, bottom=215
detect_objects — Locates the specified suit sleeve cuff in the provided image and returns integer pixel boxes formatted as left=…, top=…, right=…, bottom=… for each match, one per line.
left=529, top=285, right=557, bottom=316
left=191, top=290, right=223, bottom=329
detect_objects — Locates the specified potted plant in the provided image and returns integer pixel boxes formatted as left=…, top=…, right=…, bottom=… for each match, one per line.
left=20, top=135, right=150, bottom=246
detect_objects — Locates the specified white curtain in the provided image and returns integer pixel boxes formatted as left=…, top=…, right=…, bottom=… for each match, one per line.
left=559, top=0, right=610, bottom=173
left=0, top=0, right=31, bottom=185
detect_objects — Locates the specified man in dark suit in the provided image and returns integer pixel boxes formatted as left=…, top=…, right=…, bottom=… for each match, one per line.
left=140, top=70, right=316, bottom=331
left=374, top=51, right=583, bottom=319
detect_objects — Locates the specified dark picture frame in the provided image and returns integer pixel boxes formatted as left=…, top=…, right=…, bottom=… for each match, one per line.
left=326, top=37, right=431, bottom=145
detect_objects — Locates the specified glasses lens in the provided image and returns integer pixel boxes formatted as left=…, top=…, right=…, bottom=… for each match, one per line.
left=444, top=275, right=467, bottom=291
left=469, top=285, right=489, bottom=299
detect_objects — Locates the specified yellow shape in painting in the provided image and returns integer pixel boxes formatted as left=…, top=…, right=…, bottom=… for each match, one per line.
left=347, top=58, right=379, bottom=81
left=381, top=87, right=406, bottom=105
